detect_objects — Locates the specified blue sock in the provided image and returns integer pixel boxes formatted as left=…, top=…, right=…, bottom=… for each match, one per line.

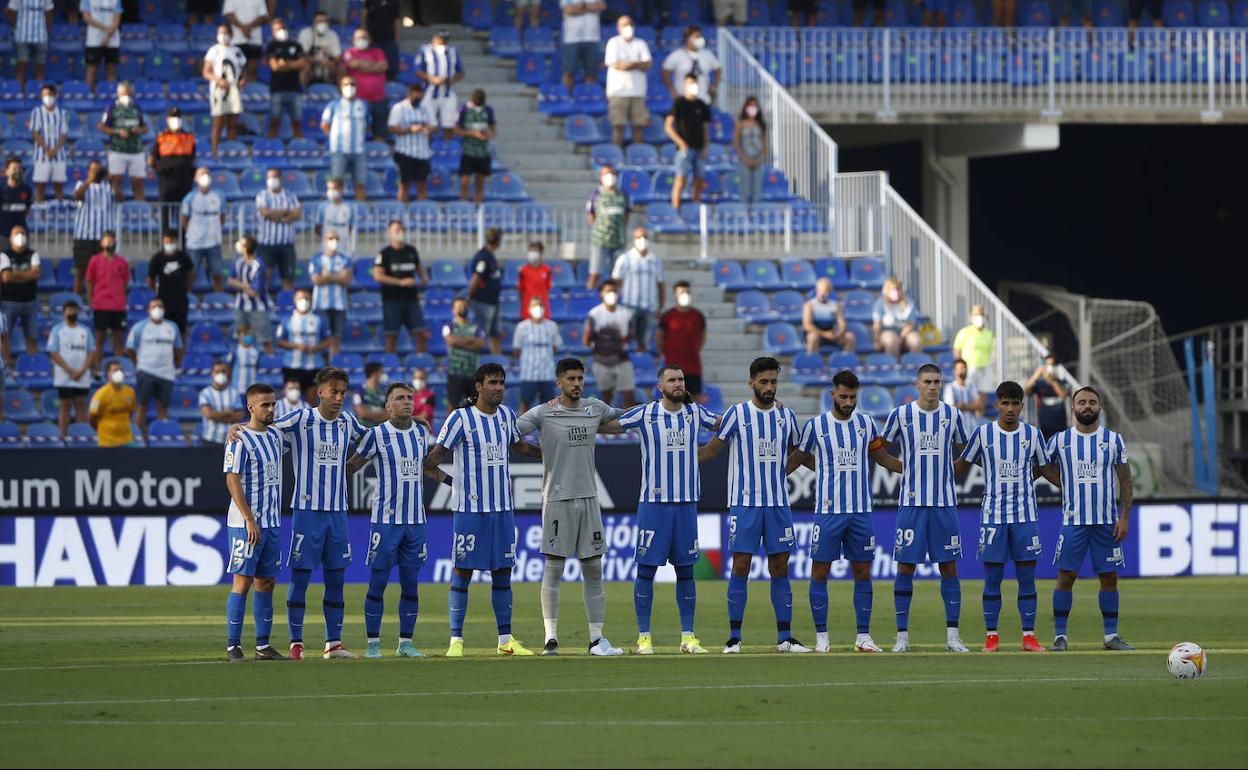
left=940, top=575, right=961, bottom=628
left=1016, top=564, right=1038, bottom=633
left=323, top=569, right=345, bottom=644
left=727, top=574, right=748, bottom=637
left=253, top=590, right=273, bottom=648
left=399, top=567, right=420, bottom=640
left=1053, top=588, right=1073, bottom=637
left=853, top=578, right=873, bottom=635
left=982, top=563, right=1004, bottom=633
left=770, top=576, right=793, bottom=643
left=894, top=571, right=913, bottom=632
left=634, top=564, right=657, bottom=635
left=449, top=572, right=470, bottom=637
left=675, top=565, right=696, bottom=635
left=287, top=569, right=311, bottom=643
left=490, top=569, right=511, bottom=637
left=1099, top=590, right=1119, bottom=637
left=365, top=569, right=389, bottom=640
left=226, top=591, right=246, bottom=648
left=809, top=578, right=829, bottom=634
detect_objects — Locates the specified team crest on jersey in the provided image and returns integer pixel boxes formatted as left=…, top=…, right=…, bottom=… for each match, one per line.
left=856, top=427, right=865, bottom=438
left=940, top=418, right=949, bottom=427
left=1099, top=441, right=1109, bottom=451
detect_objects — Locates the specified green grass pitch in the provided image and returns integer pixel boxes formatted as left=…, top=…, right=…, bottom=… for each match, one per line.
left=1, top=577, right=1246, bottom=768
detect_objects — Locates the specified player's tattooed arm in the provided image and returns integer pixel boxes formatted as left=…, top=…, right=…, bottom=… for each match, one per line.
left=423, top=444, right=447, bottom=474
left=1114, top=464, right=1133, bottom=542
left=597, top=418, right=625, bottom=435
left=345, top=454, right=368, bottom=476
left=423, top=462, right=450, bottom=485
left=1034, top=463, right=1061, bottom=487
left=510, top=440, right=542, bottom=459
left=697, top=436, right=726, bottom=463
left=785, top=449, right=813, bottom=475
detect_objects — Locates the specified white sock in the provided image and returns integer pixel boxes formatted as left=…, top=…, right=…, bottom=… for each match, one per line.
left=541, top=557, right=564, bottom=641
left=1023, top=630, right=1036, bottom=638
left=450, top=635, right=463, bottom=643
left=543, top=620, right=558, bottom=642
left=1104, top=633, right=1117, bottom=643
left=588, top=622, right=604, bottom=642
left=817, top=631, right=830, bottom=643
left=946, top=627, right=961, bottom=643
left=855, top=633, right=870, bottom=643
left=986, top=631, right=999, bottom=638
left=498, top=633, right=511, bottom=646
left=367, top=637, right=380, bottom=644
left=895, top=630, right=909, bottom=642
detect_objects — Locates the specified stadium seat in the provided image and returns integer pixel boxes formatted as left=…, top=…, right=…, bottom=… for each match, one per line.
left=1234, top=0, right=1248, bottom=24
left=428, top=259, right=469, bottom=289
left=590, top=143, right=623, bottom=169
left=862, top=353, right=909, bottom=387
left=560, top=322, right=589, bottom=355
left=26, top=421, right=65, bottom=448
left=900, top=352, right=934, bottom=370
left=168, top=386, right=200, bottom=421
left=745, top=260, right=787, bottom=291
left=760, top=168, right=791, bottom=202
left=735, top=290, right=771, bottom=324
left=1198, top=0, right=1231, bottom=24
left=565, top=113, right=606, bottom=145
left=713, top=260, right=751, bottom=291
left=812, top=257, right=854, bottom=290
left=187, top=322, right=228, bottom=356
left=770, top=290, right=806, bottom=324
left=631, top=352, right=658, bottom=388
left=644, top=202, right=690, bottom=234
left=619, top=168, right=652, bottom=203
left=340, top=324, right=377, bottom=354
left=858, top=385, right=893, bottom=418
left=1164, top=0, right=1195, bottom=21
left=147, top=419, right=186, bottom=447
left=827, top=351, right=861, bottom=373
left=792, top=352, right=827, bottom=385
left=572, top=83, right=608, bottom=116
left=516, top=52, right=551, bottom=86
left=842, top=290, right=877, bottom=323
left=0, top=420, right=21, bottom=448
left=487, top=172, right=528, bottom=202
left=850, top=258, right=886, bottom=290
left=180, top=352, right=214, bottom=388
left=4, top=390, right=41, bottom=423
left=1091, top=0, right=1125, bottom=23
left=623, top=142, right=660, bottom=170
left=489, top=26, right=523, bottom=58
left=894, top=385, right=920, bottom=406
left=537, top=83, right=574, bottom=116
left=780, top=260, right=817, bottom=291
left=462, top=0, right=493, bottom=29
left=15, top=354, right=53, bottom=390
left=763, top=322, right=802, bottom=355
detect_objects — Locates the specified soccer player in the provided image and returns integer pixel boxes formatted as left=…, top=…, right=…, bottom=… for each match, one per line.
left=617, top=364, right=720, bottom=655
left=1046, top=386, right=1135, bottom=652
left=880, top=363, right=973, bottom=653
left=786, top=369, right=902, bottom=653
left=346, top=382, right=438, bottom=659
left=223, top=383, right=289, bottom=662
left=698, top=356, right=808, bottom=654
left=515, top=357, right=626, bottom=656
left=954, top=380, right=1060, bottom=653
left=424, top=362, right=541, bottom=657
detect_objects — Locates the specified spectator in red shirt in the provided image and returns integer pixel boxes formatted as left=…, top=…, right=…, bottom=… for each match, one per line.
left=409, top=367, right=436, bottom=426
left=656, top=279, right=707, bottom=399
left=517, top=240, right=552, bottom=320
left=342, top=28, right=390, bottom=141
left=84, top=230, right=129, bottom=377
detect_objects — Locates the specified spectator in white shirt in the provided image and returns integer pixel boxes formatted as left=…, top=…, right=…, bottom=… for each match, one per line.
left=222, top=0, right=269, bottom=80
left=662, top=26, right=720, bottom=104
left=610, top=226, right=664, bottom=353
left=81, top=0, right=121, bottom=90
left=46, top=298, right=95, bottom=435
left=583, top=279, right=636, bottom=408
left=126, top=298, right=184, bottom=434
left=199, top=361, right=243, bottom=445
left=714, top=0, right=747, bottom=24
left=203, top=25, right=247, bottom=159
left=299, top=11, right=342, bottom=86
left=603, top=15, right=652, bottom=149
left=560, top=0, right=606, bottom=95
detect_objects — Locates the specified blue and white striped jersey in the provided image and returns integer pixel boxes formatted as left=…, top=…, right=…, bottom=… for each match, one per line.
left=1047, top=426, right=1128, bottom=526
left=224, top=425, right=286, bottom=528
left=388, top=99, right=434, bottom=160
left=274, top=406, right=366, bottom=513
left=254, top=188, right=299, bottom=245
left=309, top=252, right=350, bottom=311
left=881, top=401, right=972, bottom=508
left=619, top=400, right=719, bottom=504
left=414, top=43, right=463, bottom=99
left=232, top=256, right=272, bottom=312
left=73, top=181, right=115, bottom=240
left=276, top=311, right=328, bottom=370
left=961, top=421, right=1051, bottom=524
left=10, top=0, right=52, bottom=44
left=274, top=392, right=307, bottom=419
left=610, top=248, right=664, bottom=313
left=512, top=318, right=561, bottom=383
left=199, top=385, right=241, bottom=444
left=355, top=420, right=430, bottom=524
left=715, top=401, right=800, bottom=508
left=434, top=405, right=519, bottom=514
left=228, top=343, right=259, bottom=392
left=321, top=97, right=369, bottom=154
left=28, top=105, right=67, bottom=164
left=799, top=411, right=879, bottom=515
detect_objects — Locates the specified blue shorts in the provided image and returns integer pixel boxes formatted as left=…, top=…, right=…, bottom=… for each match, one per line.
left=728, top=505, right=796, bottom=556
left=227, top=526, right=283, bottom=578
left=635, top=502, right=700, bottom=567
left=1054, top=523, right=1125, bottom=574
left=330, top=152, right=368, bottom=187
left=893, top=505, right=962, bottom=564
left=561, top=41, right=600, bottom=78
left=257, top=242, right=297, bottom=283
left=519, top=380, right=557, bottom=406
left=268, top=91, right=303, bottom=123
left=452, top=510, right=517, bottom=571
left=186, top=246, right=226, bottom=283
left=470, top=298, right=501, bottom=337
left=16, top=42, right=47, bottom=64
left=318, top=308, right=346, bottom=336
left=288, top=509, right=352, bottom=570
left=812, top=513, right=877, bottom=563
left=365, top=522, right=428, bottom=572
left=382, top=300, right=425, bottom=334
left=675, top=148, right=705, bottom=179
left=977, top=520, right=1043, bottom=563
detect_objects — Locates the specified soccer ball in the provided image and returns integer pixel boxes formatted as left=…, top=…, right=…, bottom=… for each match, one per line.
left=1167, top=642, right=1207, bottom=679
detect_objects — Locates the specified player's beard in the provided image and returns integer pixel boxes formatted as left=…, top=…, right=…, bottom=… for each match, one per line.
left=752, top=388, right=775, bottom=405
left=833, top=403, right=854, bottom=420
left=1075, top=410, right=1099, bottom=426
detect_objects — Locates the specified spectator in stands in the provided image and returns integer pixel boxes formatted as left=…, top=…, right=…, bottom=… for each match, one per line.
left=275, top=377, right=307, bottom=418
left=204, top=25, right=247, bottom=159
left=802, top=277, right=856, bottom=354
left=300, top=11, right=342, bottom=86
left=561, top=0, right=605, bottom=95
left=351, top=361, right=389, bottom=427
left=414, top=30, right=464, bottom=141
left=266, top=18, right=307, bottom=140
left=342, top=28, right=390, bottom=139
left=228, top=235, right=274, bottom=356
left=146, top=231, right=194, bottom=335
left=872, top=276, right=922, bottom=356
left=733, top=95, right=768, bottom=205
left=151, top=107, right=197, bottom=234
left=585, top=279, right=636, bottom=408
left=47, top=299, right=94, bottom=435
left=953, top=303, right=995, bottom=393
left=6, top=0, right=52, bottom=92
left=0, top=312, right=5, bottom=420
left=185, top=0, right=215, bottom=27
left=662, top=26, right=720, bottom=104
left=228, top=325, right=259, bottom=392
left=665, top=74, right=711, bottom=209
left=410, top=368, right=435, bottom=425
left=72, top=160, right=114, bottom=296
left=657, top=280, right=707, bottom=399
left=223, top=0, right=268, bottom=80
left=85, top=230, right=128, bottom=376
left=364, top=0, right=401, bottom=80
left=310, top=230, right=352, bottom=355
left=277, top=289, right=331, bottom=402
left=514, top=0, right=541, bottom=33
left=921, top=0, right=949, bottom=26
left=389, top=82, right=436, bottom=202
left=586, top=164, right=629, bottom=290
left=30, top=84, right=68, bottom=204
left=321, top=75, right=371, bottom=203
left=513, top=296, right=562, bottom=412
left=713, top=0, right=746, bottom=24
left=126, top=297, right=184, bottom=435
left=1024, top=354, right=1071, bottom=438
left=255, top=168, right=302, bottom=292
left=180, top=166, right=226, bottom=293
left=611, top=225, right=663, bottom=353
left=199, top=361, right=243, bottom=445
left=442, top=295, right=484, bottom=409
left=455, top=88, right=496, bottom=204
left=89, top=359, right=137, bottom=447
left=468, top=227, right=504, bottom=355
left=604, top=15, right=652, bottom=149
left=0, top=158, right=31, bottom=255
left=98, top=81, right=149, bottom=203
left=518, top=241, right=551, bottom=320
left=315, top=179, right=356, bottom=241
left=82, top=0, right=121, bottom=90
left=854, top=0, right=886, bottom=25
left=0, top=224, right=41, bottom=364
left=1056, top=0, right=1092, bottom=26
left=375, top=219, right=429, bottom=354
left=943, top=358, right=984, bottom=418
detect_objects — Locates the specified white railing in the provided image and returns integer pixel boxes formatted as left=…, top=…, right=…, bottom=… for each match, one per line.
left=730, top=26, right=1248, bottom=120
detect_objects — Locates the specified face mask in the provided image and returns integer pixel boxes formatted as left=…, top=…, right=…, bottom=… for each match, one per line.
left=691, top=36, right=705, bottom=50
left=603, top=291, right=618, bottom=307
left=295, top=298, right=310, bottom=313
left=42, top=95, right=55, bottom=108
left=620, top=25, right=634, bottom=40
left=354, top=38, right=369, bottom=50
left=529, top=305, right=543, bottom=321
left=324, top=239, right=338, bottom=254
left=601, top=173, right=616, bottom=189
left=412, top=378, right=425, bottom=391
left=327, top=189, right=342, bottom=202
left=274, top=28, right=288, bottom=42
left=213, top=372, right=229, bottom=387
left=149, top=307, right=164, bottom=322
left=66, top=313, right=79, bottom=324
left=11, top=233, right=26, bottom=249
left=162, top=242, right=176, bottom=255
left=266, top=177, right=281, bottom=192
left=110, top=370, right=126, bottom=385
left=971, top=315, right=985, bottom=329
left=634, top=237, right=648, bottom=252
left=378, top=373, right=389, bottom=385
left=342, top=85, right=357, bottom=99
left=433, top=44, right=447, bottom=55
left=886, top=289, right=901, bottom=303
left=525, top=250, right=540, bottom=264
left=454, top=305, right=467, bottom=319
left=410, top=94, right=423, bottom=106
left=168, top=117, right=182, bottom=131
left=197, top=174, right=211, bottom=188
left=677, top=292, right=692, bottom=308
left=685, top=84, right=700, bottom=98
left=316, top=22, right=328, bottom=34
left=286, top=387, right=302, bottom=402
left=745, top=104, right=759, bottom=118
left=118, top=95, right=132, bottom=107
left=218, top=32, right=232, bottom=45
left=242, top=335, right=255, bottom=346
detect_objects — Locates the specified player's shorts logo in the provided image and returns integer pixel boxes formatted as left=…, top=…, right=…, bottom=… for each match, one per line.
left=592, top=530, right=603, bottom=545
left=781, top=527, right=794, bottom=544
left=1110, top=546, right=1124, bottom=563
left=1029, top=535, right=1042, bottom=552
left=947, top=535, right=961, bottom=551
left=865, top=536, right=876, bottom=551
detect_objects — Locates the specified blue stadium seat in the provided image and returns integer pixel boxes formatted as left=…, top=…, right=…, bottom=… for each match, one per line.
left=1198, top=0, right=1231, bottom=24
left=4, top=390, right=40, bottom=423
left=147, top=419, right=186, bottom=447
left=619, top=168, right=651, bottom=203
left=565, top=113, right=605, bottom=145
left=827, top=351, right=861, bottom=373
left=735, top=290, right=771, bottom=323
left=548, top=261, right=577, bottom=288
left=623, top=142, right=660, bottom=170
left=744, top=260, right=787, bottom=291
left=516, top=52, right=551, bottom=86
left=26, top=421, right=65, bottom=448
left=644, top=202, right=690, bottom=234
left=331, top=352, right=366, bottom=376
left=523, top=26, right=557, bottom=54
left=842, top=290, right=876, bottom=323
left=862, top=353, right=908, bottom=387
left=0, top=420, right=21, bottom=448
left=780, top=260, right=817, bottom=291
left=187, top=322, right=228, bottom=355
left=858, top=385, right=893, bottom=418
left=489, top=26, right=524, bottom=58
left=745, top=0, right=771, bottom=24
left=168, top=386, right=200, bottom=421
left=590, top=143, right=623, bottom=169
left=709, top=110, right=734, bottom=145
left=1019, top=0, right=1053, bottom=24
left=1091, top=0, right=1125, bottom=23
left=180, top=352, right=214, bottom=388
left=537, top=83, right=574, bottom=116
left=631, top=352, right=658, bottom=388
left=850, top=257, right=886, bottom=289
left=1235, top=0, right=1248, bottom=24
left=761, top=168, right=791, bottom=202
left=572, top=83, right=607, bottom=115
left=713, top=260, right=751, bottom=291
left=894, top=385, right=920, bottom=407
left=900, top=352, right=934, bottom=369
left=487, top=172, right=528, bottom=202
left=649, top=169, right=676, bottom=202
left=429, top=259, right=468, bottom=289
left=462, top=0, right=493, bottom=29
left=15, top=354, right=53, bottom=390
left=792, top=352, right=826, bottom=386
left=770, top=290, right=805, bottom=324
left=763, top=322, right=802, bottom=355
left=561, top=322, right=589, bottom=355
